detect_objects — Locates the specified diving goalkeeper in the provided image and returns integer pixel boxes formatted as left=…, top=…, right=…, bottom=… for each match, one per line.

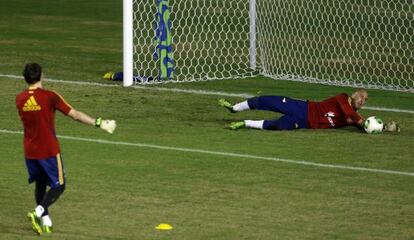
left=16, top=63, right=116, bottom=235
left=219, top=89, right=398, bottom=132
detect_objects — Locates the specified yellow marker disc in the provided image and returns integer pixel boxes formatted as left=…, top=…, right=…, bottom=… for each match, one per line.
left=155, top=223, right=173, bottom=230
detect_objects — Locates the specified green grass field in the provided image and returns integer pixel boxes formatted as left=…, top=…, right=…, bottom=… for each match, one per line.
left=1, top=1, right=414, bottom=239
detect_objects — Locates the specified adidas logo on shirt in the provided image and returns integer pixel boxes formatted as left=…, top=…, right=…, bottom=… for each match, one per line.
left=23, top=96, right=41, bottom=111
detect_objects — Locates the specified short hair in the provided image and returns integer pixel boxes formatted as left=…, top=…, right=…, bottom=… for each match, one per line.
left=23, top=63, right=42, bottom=84
left=352, top=89, right=368, bottom=98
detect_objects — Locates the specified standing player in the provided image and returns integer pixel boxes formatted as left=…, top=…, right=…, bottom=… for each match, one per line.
left=218, top=90, right=369, bottom=131
left=16, top=63, right=116, bottom=235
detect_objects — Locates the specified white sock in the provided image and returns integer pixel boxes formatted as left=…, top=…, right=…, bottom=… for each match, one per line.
left=245, top=120, right=264, bottom=129
left=233, top=101, right=250, bottom=112
left=35, top=205, right=44, bottom=218
left=41, top=215, right=52, bottom=226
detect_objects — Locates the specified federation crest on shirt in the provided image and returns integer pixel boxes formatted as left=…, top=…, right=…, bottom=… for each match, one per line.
left=324, top=111, right=335, bottom=127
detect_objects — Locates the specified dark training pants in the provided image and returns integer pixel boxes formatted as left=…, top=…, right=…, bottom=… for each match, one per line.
left=247, top=96, right=309, bottom=130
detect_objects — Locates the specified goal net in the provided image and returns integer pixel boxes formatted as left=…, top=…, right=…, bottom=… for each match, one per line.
left=130, top=0, right=256, bottom=84
left=257, top=0, right=413, bottom=92
left=127, top=0, right=413, bottom=92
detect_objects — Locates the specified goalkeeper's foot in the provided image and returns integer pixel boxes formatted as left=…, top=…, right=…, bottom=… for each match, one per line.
left=27, top=211, right=42, bottom=235
left=42, top=225, right=53, bottom=234
left=103, top=72, right=114, bottom=80
left=229, top=121, right=245, bottom=130
left=218, top=99, right=235, bottom=113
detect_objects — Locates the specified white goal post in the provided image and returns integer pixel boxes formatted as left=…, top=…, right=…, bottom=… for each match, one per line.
left=123, top=0, right=134, bottom=87
left=124, top=0, right=413, bottom=92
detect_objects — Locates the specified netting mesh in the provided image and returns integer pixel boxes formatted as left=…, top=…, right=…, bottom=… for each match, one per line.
left=258, top=0, right=414, bottom=92
left=133, top=0, right=256, bottom=83
left=133, top=0, right=414, bottom=92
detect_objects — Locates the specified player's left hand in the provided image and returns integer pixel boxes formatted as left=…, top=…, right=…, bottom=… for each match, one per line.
left=383, top=120, right=400, bottom=132
left=100, top=120, right=116, bottom=134
left=95, top=118, right=117, bottom=134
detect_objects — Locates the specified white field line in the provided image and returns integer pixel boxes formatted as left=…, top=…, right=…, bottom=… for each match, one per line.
left=1, top=73, right=413, bottom=114
left=1, top=129, right=413, bottom=177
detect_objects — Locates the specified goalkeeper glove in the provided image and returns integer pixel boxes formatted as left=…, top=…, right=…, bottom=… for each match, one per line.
left=95, top=117, right=117, bottom=134
left=383, top=121, right=400, bottom=132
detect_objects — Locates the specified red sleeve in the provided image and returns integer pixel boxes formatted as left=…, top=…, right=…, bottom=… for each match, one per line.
left=337, top=94, right=362, bottom=124
left=51, top=91, right=72, bottom=115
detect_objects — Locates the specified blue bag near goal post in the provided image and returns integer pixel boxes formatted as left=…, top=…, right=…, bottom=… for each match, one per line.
left=154, top=0, right=174, bottom=80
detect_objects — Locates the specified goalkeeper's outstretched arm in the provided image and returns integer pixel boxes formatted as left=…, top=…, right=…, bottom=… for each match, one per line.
left=67, top=109, right=116, bottom=134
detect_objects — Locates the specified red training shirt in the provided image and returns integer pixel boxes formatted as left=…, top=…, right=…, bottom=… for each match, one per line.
left=16, top=87, right=72, bottom=159
left=307, top=93, right=362, bottom=129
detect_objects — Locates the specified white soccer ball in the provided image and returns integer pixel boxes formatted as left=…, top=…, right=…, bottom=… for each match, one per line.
left=363, top=116, right=384, bottom=134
